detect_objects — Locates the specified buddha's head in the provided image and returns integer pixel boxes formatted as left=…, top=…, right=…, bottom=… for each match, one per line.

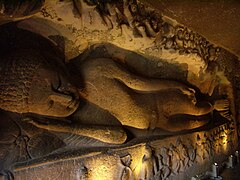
left=0, top=49, right=80, bottom=117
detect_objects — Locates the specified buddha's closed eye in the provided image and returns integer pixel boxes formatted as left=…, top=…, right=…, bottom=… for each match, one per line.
left=50, top=74, right=79, bottom=109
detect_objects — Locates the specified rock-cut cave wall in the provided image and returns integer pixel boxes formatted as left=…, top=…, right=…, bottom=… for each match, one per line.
left=0, top=0, right=239, bottom=180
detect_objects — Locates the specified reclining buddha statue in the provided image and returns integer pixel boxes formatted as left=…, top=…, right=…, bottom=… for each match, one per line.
left=0, top=1, right=235, bottom=180
left=0, top=32, right=229, bottom=144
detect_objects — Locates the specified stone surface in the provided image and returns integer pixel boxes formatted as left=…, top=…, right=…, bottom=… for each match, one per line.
left=12, top=123, right=237, bottom=180
left=143, top=0, right=240, bottom=58
left=0, top=1, right=239, bottom=180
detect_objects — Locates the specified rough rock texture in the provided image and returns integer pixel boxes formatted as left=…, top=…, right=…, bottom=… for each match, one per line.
left=143, top=0, right=240, bottom=58
left=0, top=0, right=44, bottom=24
left=0, top=25, right=79, bottom=117
left=0, top=1, right=239, bottom=180
left=12, top=122, right=237, bottom=180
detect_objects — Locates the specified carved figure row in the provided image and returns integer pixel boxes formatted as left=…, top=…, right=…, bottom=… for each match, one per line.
left=70, top=0, right=220, bottom=63
left=119, top=125, right=234, bottom=180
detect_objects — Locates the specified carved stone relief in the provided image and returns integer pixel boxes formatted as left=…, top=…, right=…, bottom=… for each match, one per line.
left=5, top=123, right=234, bottom=180
left=0, top=0, right=239, bottom=180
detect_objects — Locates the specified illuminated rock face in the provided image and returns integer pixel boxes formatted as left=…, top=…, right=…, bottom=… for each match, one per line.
left=7, top=123, right=236, bottom=180
left=0, top=0, right=239, bottom=180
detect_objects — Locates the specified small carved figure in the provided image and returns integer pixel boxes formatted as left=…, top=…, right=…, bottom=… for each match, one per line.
left=201, top=134, right=211, bottom=160
left=120, top=155, right=134, bottom=180
left=169, top=143, right=181, bottom=175
left=195, top=135, right=202, bottom=163
left=186, top=139, right=197, bottom=166
left=203, top=133, right=214, bottom=157
left=176, top=138, right=190, bottom=171
left=138, top=145, right=156, bottom=180
left=156, top=147, right=171, bottom=179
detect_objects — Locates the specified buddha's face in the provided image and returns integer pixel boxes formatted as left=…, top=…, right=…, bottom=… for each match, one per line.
left=28, top=66, right=80, bottom=117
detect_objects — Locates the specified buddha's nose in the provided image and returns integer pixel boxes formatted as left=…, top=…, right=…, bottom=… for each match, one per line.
left=57, top=74, right=79, bottom=99
left=49, top=94, right=72, bottom=106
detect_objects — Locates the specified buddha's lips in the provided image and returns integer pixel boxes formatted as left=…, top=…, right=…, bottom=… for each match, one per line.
left=67, top=98, right=79, bottom=110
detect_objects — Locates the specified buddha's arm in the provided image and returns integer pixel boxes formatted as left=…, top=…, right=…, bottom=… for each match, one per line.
left=119, top=75, right=193, bottom=93
left=110, top=64, right=194, bottom=94
left=28, top=120, right=127, bottom=144
left=105, top=44, right=159, bottom=76
left=77, top=44, right=194, bottom=93
left=80, top=43, right=158, bottom=76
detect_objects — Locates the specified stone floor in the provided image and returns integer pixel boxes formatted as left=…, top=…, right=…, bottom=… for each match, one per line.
left=220, top=163, right=240, bottom=180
